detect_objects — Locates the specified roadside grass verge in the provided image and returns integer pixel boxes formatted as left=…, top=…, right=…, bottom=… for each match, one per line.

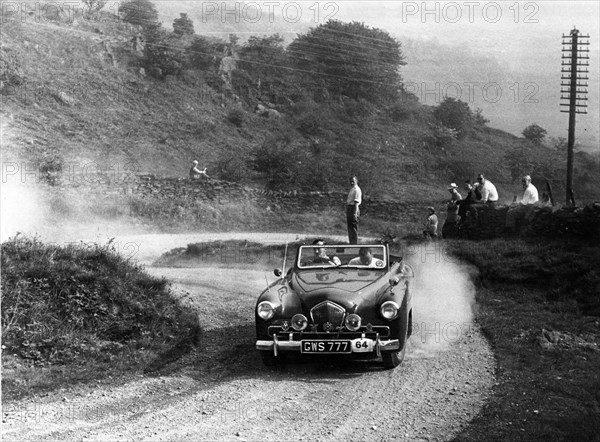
left=152, top=238, right=348, bottom=268
left=446, top=238, right=600, bottom=441
left=1, top=235, right=200, bottom=400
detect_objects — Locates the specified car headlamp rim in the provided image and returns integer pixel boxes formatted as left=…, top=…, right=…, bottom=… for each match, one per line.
left=380, top=301, right=400, bottom=320
left=257, top=301, right=275, bottom=320
left=345, top=313, right=362, bottom=331
left=291, top=313, right=308, bottom=331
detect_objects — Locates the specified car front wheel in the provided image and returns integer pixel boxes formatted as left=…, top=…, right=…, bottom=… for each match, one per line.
left=382, top=344, right=406, bottom=369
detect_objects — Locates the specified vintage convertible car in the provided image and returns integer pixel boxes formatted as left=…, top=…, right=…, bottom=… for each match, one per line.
left=255, top=244, right=414, bottom=369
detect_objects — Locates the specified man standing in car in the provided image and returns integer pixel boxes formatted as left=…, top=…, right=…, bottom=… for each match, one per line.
left=346, top=176, right=362, bottom=245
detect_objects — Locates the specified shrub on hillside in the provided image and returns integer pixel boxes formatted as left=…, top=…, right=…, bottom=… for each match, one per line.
left=251, top=135, right=307, bottom=189
left=433, top=97, right=474, bottom=139
left=173, top=13, right=194, bottom=36
left=389, top=98, right=420, bottom=122
left=212, top=152, right=253, bottom=182
left=142, top=24, right=189, bottom=78
left=187, top=35, right=226, bottom=71
left=426, top=123, right=458, bottom=151
left=227, top=105, right=245, bottom=127
left=296, top=113, right=322, bottom=137
left=0, top=47, right=25, bottom=89
left=120, top=0, right=158, bottom=27
left=522, top=123, right=547, bottom=145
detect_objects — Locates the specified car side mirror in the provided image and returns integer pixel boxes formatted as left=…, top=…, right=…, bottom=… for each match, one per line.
left=400, top=264, right=415, bottom=278
left=274, top=268, right=282, bottom=277
left=389, top=276, right=400, bottom=286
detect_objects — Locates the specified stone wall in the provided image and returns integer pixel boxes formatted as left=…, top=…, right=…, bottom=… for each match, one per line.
left=47, top=174, right=600, bottom=240
left=449, top=202, right=600, bottom=240
left=128, top=175, right=420, bottom=223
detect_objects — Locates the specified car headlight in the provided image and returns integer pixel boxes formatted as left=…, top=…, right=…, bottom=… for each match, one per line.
left=257, top=301, right=275, bottom=321
left=345, top=314, right=362, bottom=331
left=291, top=314, right=308, bottom=331
left=380, top=301, right=400, bottom=320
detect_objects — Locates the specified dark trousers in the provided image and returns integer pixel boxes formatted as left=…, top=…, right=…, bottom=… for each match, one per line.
left=346, top=205, right=358, bottom=245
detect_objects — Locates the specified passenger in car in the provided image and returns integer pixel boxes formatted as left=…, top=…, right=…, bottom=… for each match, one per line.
left=348, top=247, right=384, bottom=268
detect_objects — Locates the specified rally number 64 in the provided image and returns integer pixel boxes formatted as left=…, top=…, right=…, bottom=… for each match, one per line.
left=352, top=338, right=374, bottom=353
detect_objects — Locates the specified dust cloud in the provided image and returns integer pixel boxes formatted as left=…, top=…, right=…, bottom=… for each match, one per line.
left=403, top=241, right=477, bottom=357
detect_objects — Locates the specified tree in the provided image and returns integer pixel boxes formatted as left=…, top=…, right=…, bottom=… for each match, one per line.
left=473, top=107, right=489, bottom=126
left=288, top=20, right=406, bottom=103
left=120, top=0, right=158, bottom=27
left=81, top=0, right=107, bottom=17
left=187, top=36, right=226, bottom=70
left=142, top=23, right=186, bottom=78
left=234, top=34, right=290, bottom=103
left=173, top=13, right=194, bottom=36
left=522, top=123, right=547, bottom=145
left=432, top=97, right=474, bottom=138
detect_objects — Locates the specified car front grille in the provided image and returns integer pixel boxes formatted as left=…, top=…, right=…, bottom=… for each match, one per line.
left=310, top=301, right=346, bottom=331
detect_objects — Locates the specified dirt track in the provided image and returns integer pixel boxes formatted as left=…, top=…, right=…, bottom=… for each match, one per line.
left=2, top=234, right=496, bottom=441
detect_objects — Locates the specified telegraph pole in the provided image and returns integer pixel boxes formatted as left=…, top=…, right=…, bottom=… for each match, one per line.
left=560, top=27, right=589, bottom=206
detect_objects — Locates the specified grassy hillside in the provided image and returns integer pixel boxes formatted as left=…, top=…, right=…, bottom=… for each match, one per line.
left=1, top=6, right=598, bottom=204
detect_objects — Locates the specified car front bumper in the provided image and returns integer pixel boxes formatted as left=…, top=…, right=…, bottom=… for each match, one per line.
left=256, top=335, right=400, bottom=356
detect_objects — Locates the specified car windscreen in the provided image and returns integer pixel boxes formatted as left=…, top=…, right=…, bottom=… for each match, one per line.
left=297, top=245, right=387, bottom=269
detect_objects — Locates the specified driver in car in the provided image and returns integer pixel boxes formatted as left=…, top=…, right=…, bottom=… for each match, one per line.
left=311, top=239, right=341, bottom=265
left=348, top=247, right=384, bottom=268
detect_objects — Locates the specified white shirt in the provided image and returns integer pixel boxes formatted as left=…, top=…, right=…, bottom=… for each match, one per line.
left=348, top=257, right=384, bottom=268
left=521, top=183, right=539, bottom=205
left=480, top=180, right=499, bottom=202
left=347, top=185, right=362, bottom=206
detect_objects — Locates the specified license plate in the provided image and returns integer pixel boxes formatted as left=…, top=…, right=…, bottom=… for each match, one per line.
left=351, top=338, right=374, bottom=353
left=301, top=340, right=351, bottom=354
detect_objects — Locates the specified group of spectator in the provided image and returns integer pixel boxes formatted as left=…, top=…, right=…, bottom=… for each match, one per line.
left=187, top=159, right=540, bottom=242
left=423, top=174, right=540, bottom=239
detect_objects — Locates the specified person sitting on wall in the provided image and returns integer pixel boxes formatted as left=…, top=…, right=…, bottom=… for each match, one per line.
left=506, top=175, right=539, bottom=233
left=457, top=180, right=476, bottom=223
left=475, top=174, right=499, bottom=204
left=189, top=160, right=209, bottom=179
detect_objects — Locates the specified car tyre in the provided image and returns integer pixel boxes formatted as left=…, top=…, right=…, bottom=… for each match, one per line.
left=382, top=344, right=406, bottom=369
left=260, top=351, right=284, bottom=366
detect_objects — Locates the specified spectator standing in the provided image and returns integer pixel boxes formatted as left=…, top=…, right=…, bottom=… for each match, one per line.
left=423, top=207, right=438, bottom=239
left=476, top=174, right=499, bottom=204
left=346, top=176, right=362, bottom=244
left=448, top=182, right=462, bottom=203
left=443, top=183, right=462, bottom=238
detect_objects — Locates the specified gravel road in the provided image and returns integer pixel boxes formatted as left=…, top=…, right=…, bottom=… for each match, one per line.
left=2, top=234, right=496, bottom=441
